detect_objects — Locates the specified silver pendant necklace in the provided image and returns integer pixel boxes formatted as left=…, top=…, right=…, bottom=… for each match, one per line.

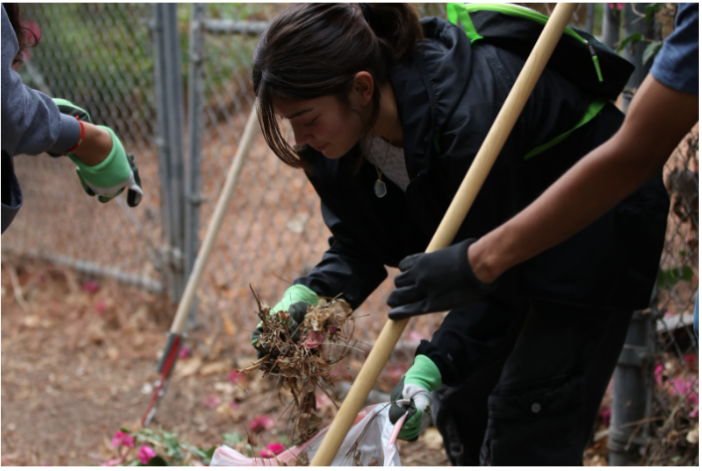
left=373, top=179, right=387, bottom=198
left=373, top=132, right=393, bottom=199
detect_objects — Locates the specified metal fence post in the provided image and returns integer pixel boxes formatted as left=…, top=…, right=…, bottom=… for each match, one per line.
left=608, top=4, right=659, bottom=465
left=185, top=3, right=207, bottom=327
left=153, top=3, right=187, bottom=302
left=609, top=308, right=656, bottom=465
left=152, top=4, right=172, bottom=269
left=602, top=4, right=620, bottom=50
left=585, top=4, right=595, bottom=35
left=621, top=3, right=656, bottom=110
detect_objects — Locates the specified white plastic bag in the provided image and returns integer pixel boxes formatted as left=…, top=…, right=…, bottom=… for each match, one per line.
left=210, top=403, right=407, bottom=466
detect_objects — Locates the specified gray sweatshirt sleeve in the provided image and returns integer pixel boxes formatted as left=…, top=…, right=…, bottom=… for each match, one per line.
left=1, top=4, right=80, bottom=156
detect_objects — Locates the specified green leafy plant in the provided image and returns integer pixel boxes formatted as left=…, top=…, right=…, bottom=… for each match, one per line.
left=617, top=31, right=644, bottom=53
left=658, top=265, right=695, bottom=289
left=106, top=427, right=219, bottom=466
left=222, top=431, right=242, bottom=447
left=616, top=3, right=664, bottom=66
left=644, top=3, right=662, bottom=22
left=642, top=40, right=663, bottom=65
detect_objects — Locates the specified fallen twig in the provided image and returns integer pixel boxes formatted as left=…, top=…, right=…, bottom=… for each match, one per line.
left=5, top=264, right=29, bottom=313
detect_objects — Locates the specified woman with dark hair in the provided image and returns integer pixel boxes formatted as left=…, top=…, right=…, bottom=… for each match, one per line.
left=251, top=4, right=669, bottom=465
left=1, top=3, right=143, bottom=233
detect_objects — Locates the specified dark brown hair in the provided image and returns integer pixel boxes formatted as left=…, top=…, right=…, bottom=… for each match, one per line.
left=252, top=3, right=423, bottom=169
left=4, top=3, right=39, bottom=65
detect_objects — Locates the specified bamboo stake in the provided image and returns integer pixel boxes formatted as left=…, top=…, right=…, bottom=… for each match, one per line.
left=310, top=4, right=579, bottom=465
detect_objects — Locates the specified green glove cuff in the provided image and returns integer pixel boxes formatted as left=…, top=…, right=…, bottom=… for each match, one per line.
left=405, top=355, right=442, bottom=392
left=52, top=98, right=92, bottom=123
left=68, top=126, right=131, bottom=187
left=271, top=284, right=319, bottom=314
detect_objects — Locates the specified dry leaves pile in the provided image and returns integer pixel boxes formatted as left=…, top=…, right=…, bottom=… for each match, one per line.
left=240, top=287, right=355, bottom=442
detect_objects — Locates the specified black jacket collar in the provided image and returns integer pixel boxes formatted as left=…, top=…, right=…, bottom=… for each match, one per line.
left=389, top=18, right=473, bottom=179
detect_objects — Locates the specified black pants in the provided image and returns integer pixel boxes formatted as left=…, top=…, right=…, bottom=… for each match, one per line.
left=431, top=299, right=632, bottom=466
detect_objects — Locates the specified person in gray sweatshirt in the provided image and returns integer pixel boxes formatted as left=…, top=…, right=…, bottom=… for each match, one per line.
left=1, top=3, right=143, bottom=233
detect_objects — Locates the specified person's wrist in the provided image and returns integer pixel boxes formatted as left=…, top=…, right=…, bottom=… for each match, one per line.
left=406, top=354, right=442, bottom=392
left=468, top=237, right=503, bottom=284
left=70, top=123, right=113, bottom=166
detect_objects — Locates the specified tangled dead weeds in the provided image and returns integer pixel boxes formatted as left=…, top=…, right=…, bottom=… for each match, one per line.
left=240, top=286, right=356, bottom=442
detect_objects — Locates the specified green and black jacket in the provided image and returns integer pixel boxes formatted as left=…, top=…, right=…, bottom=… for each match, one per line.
left=295, top=17, right=669, bottom=385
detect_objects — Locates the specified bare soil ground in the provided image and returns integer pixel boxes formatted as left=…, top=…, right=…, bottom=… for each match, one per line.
left=0, top=257, right=620, bottom=466
left=0, top=258, right=451, bottom=466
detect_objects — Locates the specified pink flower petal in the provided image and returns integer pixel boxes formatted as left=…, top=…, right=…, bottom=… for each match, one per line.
left=138, top=446, right=157, bottom=465
left=249, top=415, right=275, bottom=432
left=204, top=394, right=222, bottom=409
left=111, top=432, right=123, bottom=448
left=304, top=331, right=325, bottom=349
left=179, top=346, right=191, bottom=359
left=82, top=281, right=99, bottom=293
left=230, top=401, right=240, bottom=410
left=111, top=431, right=135, bottom=449
left=260, top=443, right=285, bottom=457
left=673, top=378, right=691, bottom=396
left=683, top=353, right=697, bottom=368
left=267, top=443, right=285, bottom=455
left=227, top=370, right=244, bottom=384
left=654, top=364, right=665, bottom=387
left=95, top=300, right=108, bottom=315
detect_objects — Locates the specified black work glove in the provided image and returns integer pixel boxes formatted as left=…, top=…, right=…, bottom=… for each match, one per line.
left=251, top=301, right=309, bottom=359
left=387, top=238, right=496, bottom=320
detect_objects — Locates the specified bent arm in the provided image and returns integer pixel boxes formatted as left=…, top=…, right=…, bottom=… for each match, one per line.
left=471, top=74, right=699, bottom=282
left=0, top=5, right=80, bottom=156
left=293, top=202, right=388, bottom=310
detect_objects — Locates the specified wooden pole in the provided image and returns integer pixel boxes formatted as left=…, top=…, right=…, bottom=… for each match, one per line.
left=171, top=102, right=259, bottom=334
left=310, top=3, right=579, bottom=465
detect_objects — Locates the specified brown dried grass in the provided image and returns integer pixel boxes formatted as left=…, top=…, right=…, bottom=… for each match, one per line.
left=240, top=286, right=356, bottom=442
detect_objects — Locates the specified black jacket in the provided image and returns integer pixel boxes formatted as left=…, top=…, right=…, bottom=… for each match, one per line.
left=294, top=18, right=669, bottom=384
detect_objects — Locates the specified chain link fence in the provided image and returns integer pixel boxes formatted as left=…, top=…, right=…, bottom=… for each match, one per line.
left=4, top=4, right=164, bottom=292
left=647, top=130, right=699, bottom=465
left=182, top=3, right=449, bottom=350
left=2, top=3, right=697, bottom=465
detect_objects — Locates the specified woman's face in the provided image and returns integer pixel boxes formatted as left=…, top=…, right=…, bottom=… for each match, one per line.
left=272, top=94, right=366, bottom=160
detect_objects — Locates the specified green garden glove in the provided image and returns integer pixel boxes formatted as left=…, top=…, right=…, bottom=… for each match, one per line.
left=389, top=354, right=442, bottom=441
left=52, top=97, right=92, bottom=122
left=250, top=284, right=319, bottom=355
left=47, top=98, right=92, bottom=157
left=68, top=126, right=144, bottom=207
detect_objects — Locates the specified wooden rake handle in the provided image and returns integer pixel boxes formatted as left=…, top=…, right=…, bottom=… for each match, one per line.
left=310, top=3, right=579, bottom=466
left=169, top=102, right=260, bottom=335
